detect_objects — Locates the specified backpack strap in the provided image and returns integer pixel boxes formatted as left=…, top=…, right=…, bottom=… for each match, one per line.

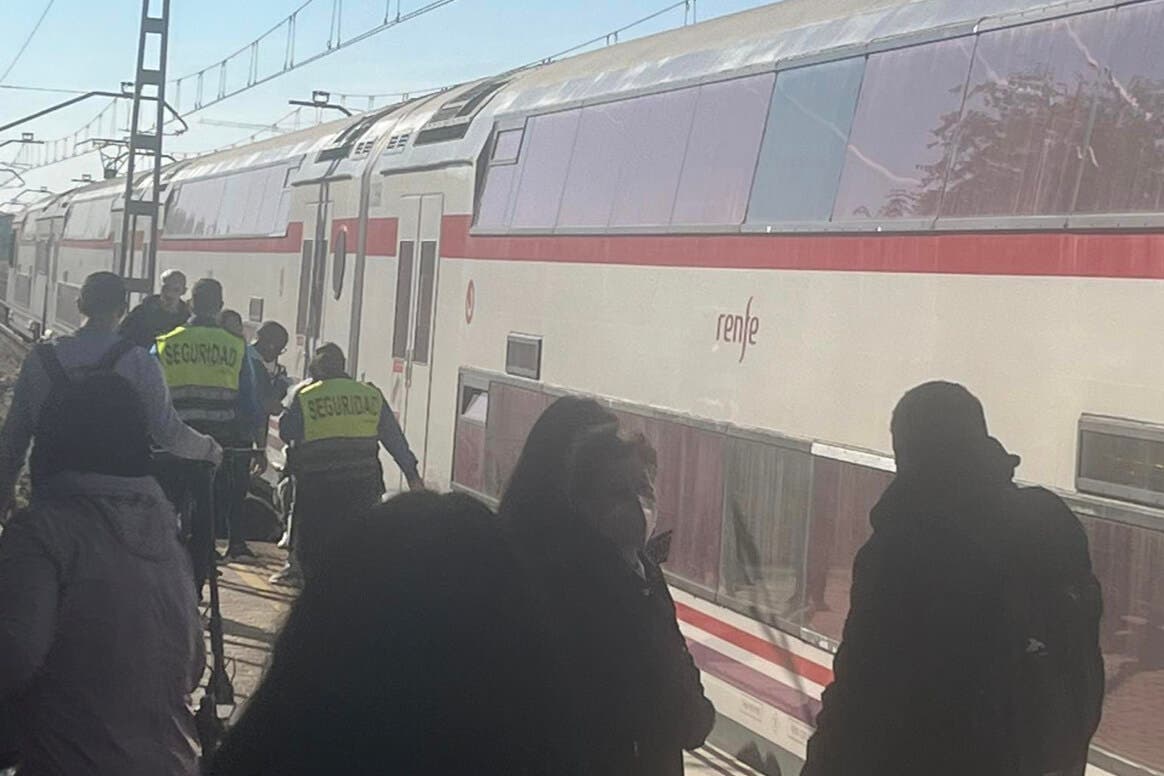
left=95, top=338, right=138, bottom=372
left=34, top=343, right=69, bottom=390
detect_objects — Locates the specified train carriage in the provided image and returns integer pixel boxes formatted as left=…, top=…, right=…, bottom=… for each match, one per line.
left=3, top=0, right=1164, bottom=772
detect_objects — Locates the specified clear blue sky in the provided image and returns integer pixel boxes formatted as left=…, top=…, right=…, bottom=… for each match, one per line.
left=0, top=0, right=771, bottom=194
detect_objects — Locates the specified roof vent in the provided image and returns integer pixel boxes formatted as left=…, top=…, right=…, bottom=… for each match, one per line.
left=385, top=132, right=411, bottom=153
left=351, top=138, right=377, bottom=159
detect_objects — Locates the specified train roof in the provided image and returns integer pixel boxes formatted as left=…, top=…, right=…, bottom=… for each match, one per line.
left=486, top=0, right=1100, bottom=116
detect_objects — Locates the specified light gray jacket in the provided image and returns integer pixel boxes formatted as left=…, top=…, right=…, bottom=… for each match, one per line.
left=0, top=472, right=202, bottom=776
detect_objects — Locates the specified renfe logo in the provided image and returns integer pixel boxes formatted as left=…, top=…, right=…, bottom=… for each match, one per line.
left=716, top=296, right=760, bottom=363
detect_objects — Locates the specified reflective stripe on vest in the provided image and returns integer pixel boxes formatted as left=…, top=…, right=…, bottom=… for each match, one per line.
left=156, top=325, right=245, bottom=424
left=292, top=378, right=383, bottom=476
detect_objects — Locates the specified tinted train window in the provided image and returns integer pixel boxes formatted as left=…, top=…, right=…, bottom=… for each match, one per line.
left=832, top=38, right=975, bottom=221
left=612, top=411, right=725, bottom=594
left=557, top=101, right=624, bottom=228
left=1074, top=1, right=1164, bottom=215
left=1077, top=507, right=1164, bottom=772
left=391, top=241, right=414, bottom=360
left=747, top=59, right=865, bottom=224
left=482, top=382, right=550, bottom=498
left=166, top=163, right=294, bottom=238
left=718, top=438, right=812, bottom=631
left=802, top=456, right=889, bottom=644
left=941, top=12, right=1113, bottom=218
left=510, top=110, right=580, bottom=229
left=608, top=88, right=698, bottom=228
left=63, top=198, right=115, bottom=240
left=671, top=73, right=774, bottom=226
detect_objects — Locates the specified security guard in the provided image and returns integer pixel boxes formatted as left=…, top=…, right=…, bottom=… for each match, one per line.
left=274, top=342, right=422, bottom=583
left=154, top=278, right=263, bottom=594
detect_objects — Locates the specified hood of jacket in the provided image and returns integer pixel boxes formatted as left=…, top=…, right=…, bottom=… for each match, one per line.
left=30, top=472, right=179, bottom=561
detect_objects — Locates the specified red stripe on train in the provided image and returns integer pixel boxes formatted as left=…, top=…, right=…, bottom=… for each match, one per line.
left=674, top=601, right=834, bottom=688
left=441, top=213, right=1164, bottom=279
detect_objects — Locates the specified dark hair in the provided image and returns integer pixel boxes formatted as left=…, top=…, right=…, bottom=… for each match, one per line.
left=256, top=320, right=289, bottom=347
left=218, top=308, right=243, bottom=330
left=208, top=491, right=554, bottom=775
left=568, top=428, right=654, bottom=516
left=891, top=381, right=989, bottom=472
left=30, top=372, right=151, bottom=482
left=498, top=396, right=618, bottom=532
left=307, top=342, right=345, bottom=379
left=78, top=271, right=127, bottom=318
left=191, top=278, right=224, bottom=316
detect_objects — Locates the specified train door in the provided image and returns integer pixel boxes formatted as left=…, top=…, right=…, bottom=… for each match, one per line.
left=296, top=183, right=331, bottom=374
left=31, top=216, right=57, bottom=337
left=391, top=193, right=443, bottom=480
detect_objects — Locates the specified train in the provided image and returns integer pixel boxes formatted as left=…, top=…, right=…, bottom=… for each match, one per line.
left=2, top=0, right=1162, bottom=772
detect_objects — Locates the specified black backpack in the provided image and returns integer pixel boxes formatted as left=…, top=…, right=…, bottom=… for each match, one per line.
left=33, top=338, right=139, bottom=436
left=993, top=486, right=1105, bottom=776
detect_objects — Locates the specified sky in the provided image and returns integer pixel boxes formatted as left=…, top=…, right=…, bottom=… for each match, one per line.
left=0, top=0, right=771, bottom=197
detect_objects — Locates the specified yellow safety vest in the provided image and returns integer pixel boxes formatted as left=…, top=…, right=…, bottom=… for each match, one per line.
left=292, top=378, right=384, bottom=477
left=156, top=325, right=245, bottom=425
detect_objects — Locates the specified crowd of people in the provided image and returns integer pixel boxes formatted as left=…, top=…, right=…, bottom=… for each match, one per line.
left=0, top=269, right=1105, bottom=775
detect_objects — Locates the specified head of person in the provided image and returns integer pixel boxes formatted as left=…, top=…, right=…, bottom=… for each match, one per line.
left=890, top=381, right=990, bottom=476
left=77, top=271, right=128, bottom=329
left=190, top=277, right=224, bottom=319
left=307, top=342, right=345, bottom=380
left=254, top=321, right=289, bottom=362
left=568, top=427, right=658, bottom=556
left=159, top=269, right=187, bottom=309
left=497, top=395, right=618, bottom=530
left=215, top=491, right=550, bottom=774
left=218, top=309, right=244, bottom=338
left=30, top=372, right=151, bottom=485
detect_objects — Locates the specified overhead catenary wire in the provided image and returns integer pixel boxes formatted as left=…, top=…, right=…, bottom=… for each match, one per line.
left=0, top=0, right=57, bottom=84
left=7, top=0, right=705, bottom=173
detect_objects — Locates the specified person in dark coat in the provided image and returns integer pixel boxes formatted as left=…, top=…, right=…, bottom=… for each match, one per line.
left=501, top=397, right=715, bottom=776
left=803, top=381, right=1103, bottom=776
left=207, top=491, right=557, bottom=776
left=118, top=269, right=191, bottom=348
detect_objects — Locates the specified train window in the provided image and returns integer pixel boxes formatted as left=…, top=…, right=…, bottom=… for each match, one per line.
left=34, top=241, right=49, bottom=276
left=55, top=283, right=83, bottom=329
left=332, top=228, right=347, bottom=301
left=491, top=128, right=523, bottom=164
left=0, top=215, right=14, bottom=266
left=672, top=73, right=773, bottom=226
left=747, top=58, right=865, bottom=224
left=412, top=241, right=437, bottom=364
left=482, top=382, right=550, bottom=498
left=510, top=109, right=581, bottom=229
left=608, top=88, right=698, bottom=228
left=1078, top=415, right=1164, bottom=508
left=475, top=162, right=517, bottom=229
left=391, top=241, right=414, bottom=360
left=653, top=422, right=725, bottom=594
left=941, top=12, right=1113, bottom=219
left=1074, top=2, right=1164, bottom=215
left=802, top=455, right=889, bottom=643
left=63, top=197, right=115, bottom=241
left=295, top=239, right=313, bottom=336
left=718, top=438, right=812, bottom=630
left=165, top=163, right=294, bottom=238
left=556, top=102, right=625, bottom=228
left=452, top=384, right=489, bottom=495
left=1075, top=507, right=1164, bottom=772
left=832, top=37, right=975, bottom=221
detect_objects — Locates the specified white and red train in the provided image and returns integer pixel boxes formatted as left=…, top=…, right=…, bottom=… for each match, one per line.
left=2, top=0, right=1162, bottom=772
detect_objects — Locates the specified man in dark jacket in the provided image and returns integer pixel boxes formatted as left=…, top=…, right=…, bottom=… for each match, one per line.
left=803, top=381, right=1103, bottom=776
left=119, top=269, right=190, bottom=348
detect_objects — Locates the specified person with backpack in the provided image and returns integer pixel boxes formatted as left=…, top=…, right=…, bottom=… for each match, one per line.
left=0, top=272, right=221, bottom=519
left=802, top=381, right=1103, bottom=776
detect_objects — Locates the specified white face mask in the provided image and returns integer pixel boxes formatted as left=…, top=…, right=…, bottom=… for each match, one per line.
left=640, top=494, right=658, bottom=541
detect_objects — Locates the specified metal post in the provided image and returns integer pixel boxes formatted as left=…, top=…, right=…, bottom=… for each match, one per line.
left=118, top=0, right=170, bottom=295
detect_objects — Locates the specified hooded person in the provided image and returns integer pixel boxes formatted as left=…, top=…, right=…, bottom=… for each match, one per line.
left=803, top=381, right=1102, bottom=776
left=0, top=372, right=203, bottom=776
